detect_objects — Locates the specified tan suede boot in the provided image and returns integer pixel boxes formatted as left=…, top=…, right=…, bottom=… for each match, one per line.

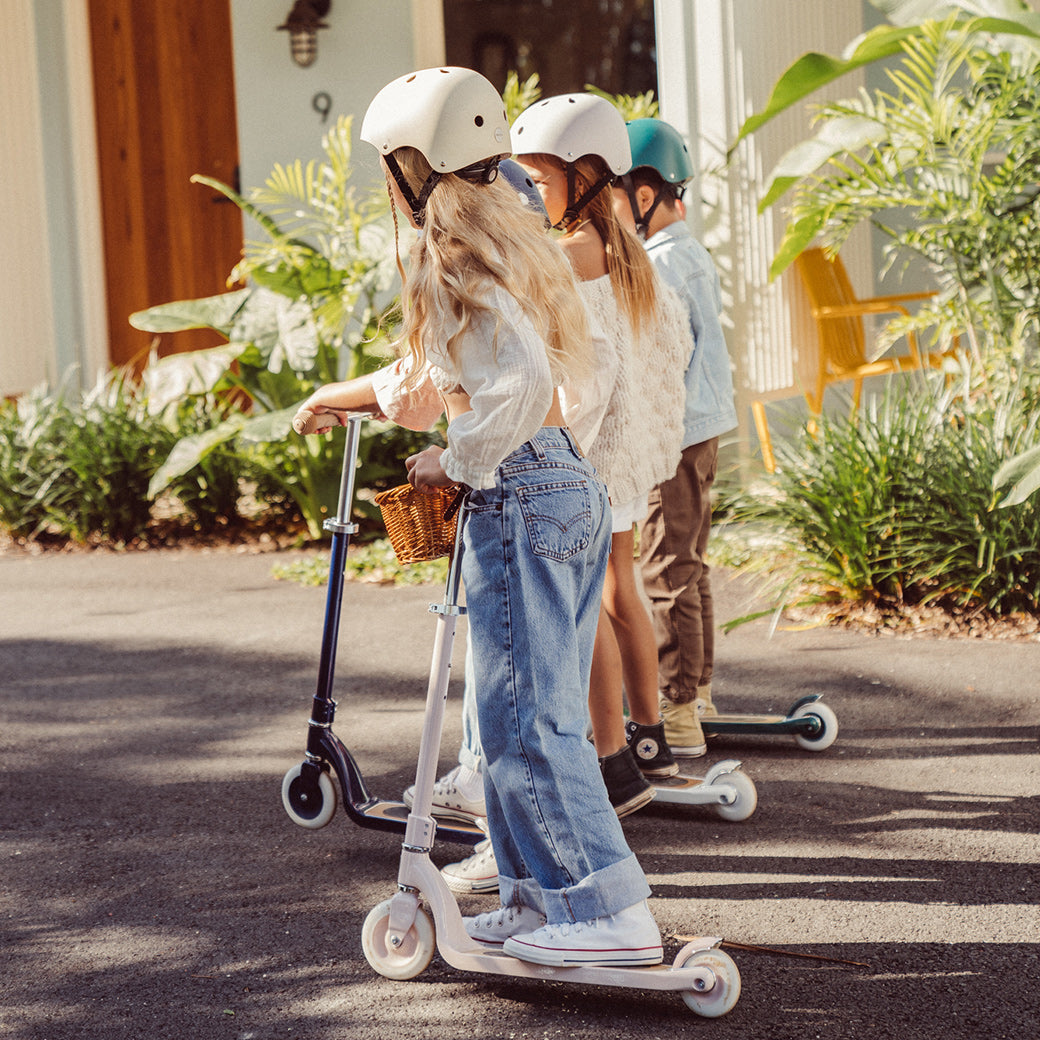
left=659, top=696, right=706, bottom=757
left=695, top=683, right=719, bottom=718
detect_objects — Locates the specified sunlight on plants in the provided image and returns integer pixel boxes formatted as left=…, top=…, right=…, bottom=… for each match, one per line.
left=272, top=539, right=448, bottom=588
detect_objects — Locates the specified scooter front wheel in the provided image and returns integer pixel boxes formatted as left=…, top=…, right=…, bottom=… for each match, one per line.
left=362, top=899, right=436, bottom=980
left=281, top=763, right=337, bottom=829
left=792, top=701, right=839, bottom=751
left=674, top=945, right=741, bottom=1017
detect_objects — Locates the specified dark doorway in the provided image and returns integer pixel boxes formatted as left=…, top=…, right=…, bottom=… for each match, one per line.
left=444, top=0, right=657, bottom=98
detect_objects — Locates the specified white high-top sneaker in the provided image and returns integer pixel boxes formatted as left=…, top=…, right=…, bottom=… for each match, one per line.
left=503, top=900, right=663, bottom=967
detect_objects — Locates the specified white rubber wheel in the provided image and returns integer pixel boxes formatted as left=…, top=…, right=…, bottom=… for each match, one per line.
left=675, top=945, right=741, bottom=1017
left=281, top=764, right=337, bottom=829
left=712, top=770, right=758, bottom=822
left=362, top=899, right=436, bottom=980
left=792, top=701, right=839, bottom=751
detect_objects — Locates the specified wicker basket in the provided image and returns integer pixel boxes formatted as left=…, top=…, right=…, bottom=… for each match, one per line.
left=374, top=483, right=461, bottom=564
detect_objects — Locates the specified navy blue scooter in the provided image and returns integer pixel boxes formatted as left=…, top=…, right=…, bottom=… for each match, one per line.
left=279, top=411, right=482, bottom=847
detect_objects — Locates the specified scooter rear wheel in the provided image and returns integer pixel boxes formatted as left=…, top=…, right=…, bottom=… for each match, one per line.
left=712, top=770, right=758, bottom=822
left=362, top=899, right=436, bottom=980
left=674, top=945, right=741, bottom=1017
left=792, top=701, right=839, bottom=751
left=281, top=764, right=337, bottom=829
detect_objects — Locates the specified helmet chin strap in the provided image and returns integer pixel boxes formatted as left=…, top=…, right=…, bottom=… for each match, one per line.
left=384, top=153, right=442, bottom=228
left=384, top=154, right=500, bottom=226
left=557, top=163, right=614, bottom=230
left=617, top=173, right=668, bottom=240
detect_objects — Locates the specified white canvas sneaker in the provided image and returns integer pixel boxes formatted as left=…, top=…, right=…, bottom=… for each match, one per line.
left=464, top=904, right=546, bottom=947
left=402, top=764, right=487, bottom=823
left=441, top=837, right=500, bottom=894
left=502, top=899, right=663, bottom=967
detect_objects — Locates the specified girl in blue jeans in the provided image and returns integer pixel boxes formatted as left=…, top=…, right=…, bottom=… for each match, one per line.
left=295, top=67, right=662, bottom=968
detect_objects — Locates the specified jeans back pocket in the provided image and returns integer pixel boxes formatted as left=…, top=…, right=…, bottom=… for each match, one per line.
left=516, top=480, right=592, bottom=561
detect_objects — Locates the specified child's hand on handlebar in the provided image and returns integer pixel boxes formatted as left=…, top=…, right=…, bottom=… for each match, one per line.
left=292, top=405, right=347, bottom=436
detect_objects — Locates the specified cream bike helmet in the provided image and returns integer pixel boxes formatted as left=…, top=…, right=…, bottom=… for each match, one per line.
left=510, top=93, right=632, bottom=228
left=360, top=66, right=511, bottom=226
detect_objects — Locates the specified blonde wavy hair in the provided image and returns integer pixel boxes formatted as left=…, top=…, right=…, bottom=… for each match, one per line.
left=526, top=152, right=658, bottom=333
left=385, top=147, right=594, bottom=391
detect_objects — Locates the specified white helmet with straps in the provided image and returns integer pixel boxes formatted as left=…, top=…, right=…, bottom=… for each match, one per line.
left=360, top=66, right=511, bottom=173
left=511, top=93, right=631, bottom=175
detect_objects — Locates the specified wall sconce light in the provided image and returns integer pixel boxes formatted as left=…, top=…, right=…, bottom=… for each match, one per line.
left=278, top=0, right=332, bottom=68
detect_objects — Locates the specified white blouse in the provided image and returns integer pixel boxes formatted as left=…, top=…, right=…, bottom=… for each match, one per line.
left=371, top=285, right=559, bottom=490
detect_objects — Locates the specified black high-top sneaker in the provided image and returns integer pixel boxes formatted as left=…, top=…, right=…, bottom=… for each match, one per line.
left=625, top=719, right=680, bottom=777
left=598, top=745, right=656, bottom=818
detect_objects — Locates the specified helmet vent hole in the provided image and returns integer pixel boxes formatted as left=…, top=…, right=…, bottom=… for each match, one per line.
left=474, top=115, right=484, bottom=127
left=406, top=75, right=416, bottom=83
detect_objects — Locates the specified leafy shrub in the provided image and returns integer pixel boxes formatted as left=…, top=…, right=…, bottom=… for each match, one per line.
left=159, top=395, right=250, bottom=532
left=0, top=382, right=75, bottom=538
left=133, top=116, right=410, bottom=539
left=741, top=375, right=1040, bottom=615
left=0, top=371, right=173, bottom=543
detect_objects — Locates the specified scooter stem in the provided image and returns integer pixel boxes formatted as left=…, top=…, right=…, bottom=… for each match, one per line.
left=402, top=505, right=467, bottom=852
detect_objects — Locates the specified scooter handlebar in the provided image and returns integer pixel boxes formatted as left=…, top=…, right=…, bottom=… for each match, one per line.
left=293, top=407, right=376, bottom=436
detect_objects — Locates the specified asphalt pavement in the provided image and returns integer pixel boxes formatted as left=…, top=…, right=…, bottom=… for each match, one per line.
left=1, top=545, right=1038, bottom=1040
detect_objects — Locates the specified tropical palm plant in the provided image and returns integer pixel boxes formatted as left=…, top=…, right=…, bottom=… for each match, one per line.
left=737, top=1, right=1040, bottom=503
left=761, top=17, right=1040, bottom=368
left=132, top=115, right=415, bottom=539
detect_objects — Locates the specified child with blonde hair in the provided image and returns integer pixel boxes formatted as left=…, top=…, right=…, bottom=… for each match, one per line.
left=513, top=93, right=691, bottom=805
left=296, top=68, right=662, bottom=967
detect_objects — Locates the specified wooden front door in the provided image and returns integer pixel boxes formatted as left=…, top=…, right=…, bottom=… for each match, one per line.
left=88, top=0, right=242, bottom=369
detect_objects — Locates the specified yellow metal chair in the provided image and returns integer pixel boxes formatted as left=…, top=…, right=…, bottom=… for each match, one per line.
left=753, top=247, right=951, bottom=472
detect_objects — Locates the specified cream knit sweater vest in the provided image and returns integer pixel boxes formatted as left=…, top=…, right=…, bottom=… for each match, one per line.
left=578, top=275, right=690, bottom=506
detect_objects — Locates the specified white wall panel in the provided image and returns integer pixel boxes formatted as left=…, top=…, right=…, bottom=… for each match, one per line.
left=1, top=0, right=55, bottom=396
left=658, top=0, right=867, bottom=455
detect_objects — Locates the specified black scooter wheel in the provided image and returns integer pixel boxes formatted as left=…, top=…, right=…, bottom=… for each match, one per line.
left=281, top=763, right=337, bottom=829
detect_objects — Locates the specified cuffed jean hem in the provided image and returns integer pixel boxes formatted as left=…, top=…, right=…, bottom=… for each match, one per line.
left=500, top=854, right=651, bottom=924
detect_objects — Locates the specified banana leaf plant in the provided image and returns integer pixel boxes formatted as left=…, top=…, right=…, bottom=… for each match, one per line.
left=132, top=115, right=410, bottom=539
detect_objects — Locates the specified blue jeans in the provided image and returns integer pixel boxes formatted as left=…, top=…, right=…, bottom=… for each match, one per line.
left=461, top=427, right=650, bottom=923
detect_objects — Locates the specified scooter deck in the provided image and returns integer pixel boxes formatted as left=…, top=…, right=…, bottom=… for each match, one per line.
left=645, top=760, right=757, bottom=819
left=701, top=711, right=789, bottom=728
left=348, top=797, right=485, bottom=844
left=699, top=694, right=830, bottom=735
left=651, top=773, right=711, bottom=792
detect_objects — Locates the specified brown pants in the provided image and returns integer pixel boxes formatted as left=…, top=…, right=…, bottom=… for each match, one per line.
left=640, top=438, right=718, bottom=705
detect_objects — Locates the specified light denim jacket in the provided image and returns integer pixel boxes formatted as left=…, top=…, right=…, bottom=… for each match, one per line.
left=645, top=221, right=737, bottom=447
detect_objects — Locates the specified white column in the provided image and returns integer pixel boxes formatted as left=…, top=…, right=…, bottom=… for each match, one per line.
left=0, top=0, right=56, bottom=395
left=58, top=0, right=109, bottom=384
left=654, top=0, right=867, bottom=461
left=411, top=0, right=447, bottom=68
left=653, top=0, right=702, bottom=236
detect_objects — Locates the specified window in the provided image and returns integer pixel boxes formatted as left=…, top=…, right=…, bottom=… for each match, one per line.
left=443, top=0, right=656, bottom=98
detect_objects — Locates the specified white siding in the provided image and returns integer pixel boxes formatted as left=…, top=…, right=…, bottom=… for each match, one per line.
left=657, top=0, right=867, bottom=453
left=1, top=0, right=56, bottom=396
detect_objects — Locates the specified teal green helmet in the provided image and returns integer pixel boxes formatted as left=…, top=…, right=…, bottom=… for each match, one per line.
left=618, top=118, right=693, bottom=237
left=625, top=118, right=694, bottom=183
